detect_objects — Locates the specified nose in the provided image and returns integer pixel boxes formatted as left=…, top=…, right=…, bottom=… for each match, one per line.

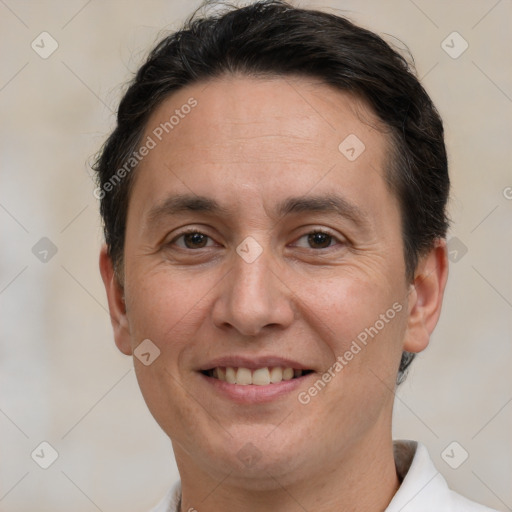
left=211, top=246, right=295, bottom=337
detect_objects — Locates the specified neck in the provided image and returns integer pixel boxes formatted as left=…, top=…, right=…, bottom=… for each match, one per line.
left=175, top=430, right=400, bottom=512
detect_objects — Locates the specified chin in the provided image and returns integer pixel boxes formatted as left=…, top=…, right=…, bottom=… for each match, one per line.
left=198, top=423, right=316, bottom=486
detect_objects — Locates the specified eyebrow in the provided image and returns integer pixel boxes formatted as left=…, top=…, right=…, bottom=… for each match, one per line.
left=146, top=192, right=369, bottom=229
left=146, top=194, right=231, bottom=227
left=277, top=194, right=368, bottom=228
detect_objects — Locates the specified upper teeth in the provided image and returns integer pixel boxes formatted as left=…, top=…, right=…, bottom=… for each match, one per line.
left=211, top=367, right=302, bottom=385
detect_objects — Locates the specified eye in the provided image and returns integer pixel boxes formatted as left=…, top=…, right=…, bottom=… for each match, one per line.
left=293, top=230, right=342, bottom=249
left=171, top=230, right=216, bottom=249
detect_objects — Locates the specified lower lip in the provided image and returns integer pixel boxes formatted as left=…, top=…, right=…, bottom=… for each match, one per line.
left=199, top=372, right=312, bottom=404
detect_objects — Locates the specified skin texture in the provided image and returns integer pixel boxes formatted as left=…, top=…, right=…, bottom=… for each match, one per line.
left=100, top=75, right=448, bottom=511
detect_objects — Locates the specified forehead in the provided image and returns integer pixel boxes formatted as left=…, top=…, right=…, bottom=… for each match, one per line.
left=145, top=74, right=387, bottom=160
left=128, top=75, right=397, bottom=225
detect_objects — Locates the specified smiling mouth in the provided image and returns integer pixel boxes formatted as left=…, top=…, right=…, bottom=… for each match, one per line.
left=201, top=366, right=314, bottom=385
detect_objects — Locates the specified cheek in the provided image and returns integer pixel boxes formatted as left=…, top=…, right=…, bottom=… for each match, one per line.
left=124, top=270, right=217, bottom=439
left=295, top=278, right=407, bottom=432
left=298, top=271, right=407, bottom=370
left=124, top=268, right=218, bottom=354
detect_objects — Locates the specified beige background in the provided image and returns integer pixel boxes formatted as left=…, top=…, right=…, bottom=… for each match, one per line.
left=1, top=0, right=511, bottom=511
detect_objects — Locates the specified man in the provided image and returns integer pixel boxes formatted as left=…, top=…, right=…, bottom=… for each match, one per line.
left=95, top=1, right=498, bottom=510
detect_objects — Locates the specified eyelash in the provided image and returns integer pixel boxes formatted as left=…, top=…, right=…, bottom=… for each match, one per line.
left=168, top=228, right=344, bottom=250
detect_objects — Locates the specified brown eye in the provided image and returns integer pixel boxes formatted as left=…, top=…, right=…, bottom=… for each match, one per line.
left=307, top=231, right=334, bottom=249
left=183, top=232, right=208, bottom=248
left=173, top=231, right=213, bottom=249
left=292, top=229, right=344, bottom=251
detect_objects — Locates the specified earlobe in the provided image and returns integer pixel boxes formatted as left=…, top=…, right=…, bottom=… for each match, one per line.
left=99, top=245, right=133, bottom=356
left=403, top=239, right=449, bottom=354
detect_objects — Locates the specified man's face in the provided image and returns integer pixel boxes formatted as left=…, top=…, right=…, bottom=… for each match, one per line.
left=104, top=76, right=427, bottom=484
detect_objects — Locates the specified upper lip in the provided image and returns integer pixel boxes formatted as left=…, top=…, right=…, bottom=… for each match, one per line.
left=198, top=356, right=312, bottom=371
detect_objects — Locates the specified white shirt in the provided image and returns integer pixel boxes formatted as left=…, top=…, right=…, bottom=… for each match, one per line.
left=149, top=440, right=498, bottom=512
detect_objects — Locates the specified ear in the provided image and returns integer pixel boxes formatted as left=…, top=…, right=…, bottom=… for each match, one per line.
left=99, top=245, right=133, bottom=356
left=403, top=239, right=449, bottom=354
